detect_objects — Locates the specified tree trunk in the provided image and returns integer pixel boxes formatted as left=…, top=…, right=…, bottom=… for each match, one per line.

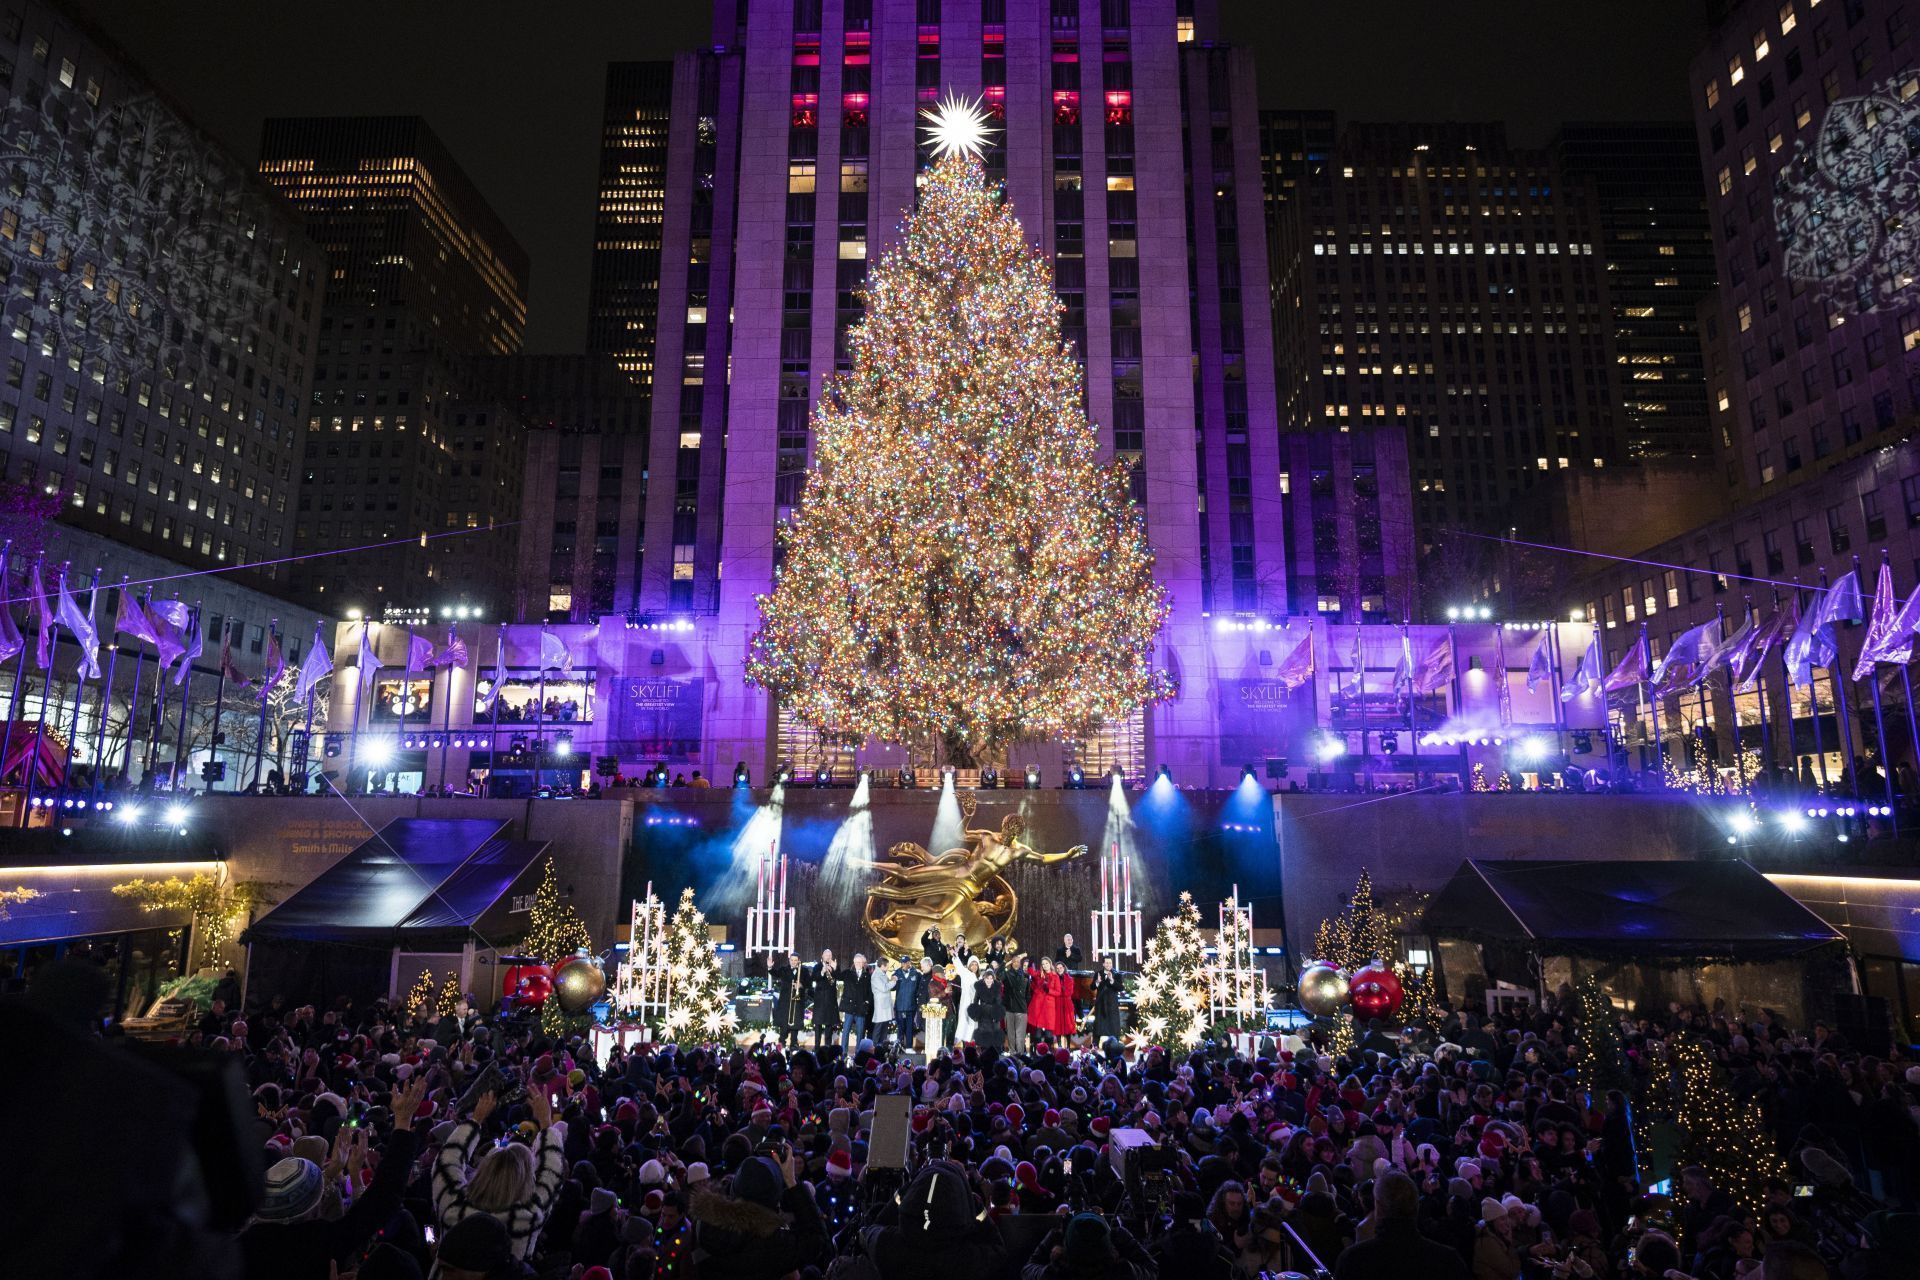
left=942, top=728, right=979, bottom=769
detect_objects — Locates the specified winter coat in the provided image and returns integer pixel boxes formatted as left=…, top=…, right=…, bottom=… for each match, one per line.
left=871, top=965, right=897, bottom=1022
left=861, top=1162, right=1005, bottom=1280
left=1471, top=1223, right=1523, bottom=1280
left=1001, top=967, right=1031, bottom=1014
left=969, top=982, right=1007, bottom=1051
left=1090, top=971, right=1124, bottom=1040
left=838, top=966, right=876, bottom=1019
left=807, top=963, right=841, bottom=1025
left=769, top=963, right=804, bottom=1031
left=1335, top=1219, right=1471, bottom=1280
left=239, top=1129, right=419, bottom=1280
left=689, top=1159, right=828, bottom=1280
left=432, top=1120, right=569, bottom=1263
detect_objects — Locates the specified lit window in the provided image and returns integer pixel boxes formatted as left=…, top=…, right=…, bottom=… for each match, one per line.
left=1753, top=30, right=1770, bottom=60
left=1718, top=166, right=1733, bottom=195
left=1729, top=54, right=1745, bottom=84
left=788, top=162, right=816, bottom=194
left=1779, top=2, right=1796, bottom=33
left=57, top=57, right=74, bottom=88
left=1742, top=144, right=1758, bottom=175
left=1175, top=17, right=1194, bottom=42
left=1706, top=79, right=1721, bottom=108
left=1738, top=303, right=1753, bottom=330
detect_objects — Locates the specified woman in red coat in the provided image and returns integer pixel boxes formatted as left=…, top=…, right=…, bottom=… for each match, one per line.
left=1032, top=958, right=1067, bottom=1042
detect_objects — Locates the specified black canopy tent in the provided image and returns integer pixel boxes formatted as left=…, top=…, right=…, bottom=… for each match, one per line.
left=243, top=817, right=550, bottom=1005
left=1422, top=859, right=1848, bottom=1021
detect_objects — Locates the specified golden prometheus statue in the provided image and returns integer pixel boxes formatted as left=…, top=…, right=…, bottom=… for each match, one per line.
left=860, top=793, right=1088, bottom=959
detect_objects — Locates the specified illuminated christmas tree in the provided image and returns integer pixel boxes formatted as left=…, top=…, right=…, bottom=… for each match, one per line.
left=405, top=969, right=438, bottom=1020
left=1667, top=1035, right=1785, bottom=1224
left=437, top=972, right=464, bottom=1019
left=661, top=888, right=736, bottom=1043
left=521, top=854, right=592, bottom=964
left=1312, top=870, right=1396, bottom=971
left=1573, top=974, right=1631, bottom=1101
left=746, top=97, right=1170, bottom=768
left=1131, top=891, right=1212, bottom=1050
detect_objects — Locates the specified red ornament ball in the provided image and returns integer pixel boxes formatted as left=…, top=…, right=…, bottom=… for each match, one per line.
left=505, top=962, right=553, bottom=1006
left=1347, top=963, right=1404, bottom=1020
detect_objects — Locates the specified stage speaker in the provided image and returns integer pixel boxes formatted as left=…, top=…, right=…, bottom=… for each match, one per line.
left=868, top=1093, right=912, bottom=1170
left=1834, top=993, right=1893, bottom=1057
left=1264, top=758, right=1288, bottom=779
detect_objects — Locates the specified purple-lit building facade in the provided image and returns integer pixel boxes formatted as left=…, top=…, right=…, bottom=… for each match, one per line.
left=1556, top=0, right=1920, bottom=784
left=505, top=0, right=1334, bottom=788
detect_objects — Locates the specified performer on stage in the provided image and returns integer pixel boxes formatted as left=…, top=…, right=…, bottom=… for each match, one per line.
left=1055, top=932, right=1084, bottom=968
left=893, top=956, right=926, bottom=1048
left=869, top=958, right=896, bottom=1047
left=951, top=928, right=973, bottom=969
left=1001, top=952, right=1031, bottom=1053
left=834, top=953, right=874, bottom=1057
left=769, top=951, right=805, bottom=1047
left=970, top=967, right=1006, bottom=1051
left=920, top=926, right=950, bottom=966
left=985, top=935, right=1008, bottom=969
left=953, top=957, right=980, bottom=1044
left=806, top=948, right=840, bottom=1052
left=1027, top=957, right=1063, bottom=1044
left=1091, top=954, right=1124, bottom=1043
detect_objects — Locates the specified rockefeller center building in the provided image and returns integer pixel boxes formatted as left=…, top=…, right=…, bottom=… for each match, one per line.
left=539, top=0, right=1348, bottom=788
left=1553, top=0, right=1920, bottom=787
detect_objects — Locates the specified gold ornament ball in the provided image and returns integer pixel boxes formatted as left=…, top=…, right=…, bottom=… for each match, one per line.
left=1296, top=961, right=1351, bottom=1017
left=553, top=955, right=607, bottom=1015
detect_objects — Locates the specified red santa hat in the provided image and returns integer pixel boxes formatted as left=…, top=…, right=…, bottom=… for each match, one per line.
left=826, top=1148, right=854, bottom=1179
left=1005, top=1103, right=1025, bottom=1127
left=1089, top=1116, right=1112, bottom=1136
left=911, top=1109, right=933, bottom=1135
left=1015, top=1160, right=1041, bottom=1190
left=1042, top=1108, right=1060, bottom=1128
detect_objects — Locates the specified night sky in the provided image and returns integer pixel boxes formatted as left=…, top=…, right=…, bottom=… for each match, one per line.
left=71, top=1, right=1706, bottom=353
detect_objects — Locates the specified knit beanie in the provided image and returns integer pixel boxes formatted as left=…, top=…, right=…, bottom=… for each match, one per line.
left=257, top=1157, right=325, bottom=1222
left=590, top=1186, right=619, bottom=1215
left=1481, top=1198, right=1507, bottom=1223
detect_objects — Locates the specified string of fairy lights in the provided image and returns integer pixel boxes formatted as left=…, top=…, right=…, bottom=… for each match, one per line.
left=747, top=109, right=1170, bottom=766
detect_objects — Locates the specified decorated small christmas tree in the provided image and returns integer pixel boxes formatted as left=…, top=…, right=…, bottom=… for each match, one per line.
left=661, top=887, right=736, bottom=1042
left=1312, top=869, right=1396, bottom=971
left=745, top=97, right=1170, bottom=767
left=522, top=854, right=593, bottom=963
left=437, top=972, right=464, bottom=1019
left=1667, top=1035, right=1785, bottom=1224
left=405, top=969, right=438, bottom=1020
left=1131, top=891, right=1213, bottom=1050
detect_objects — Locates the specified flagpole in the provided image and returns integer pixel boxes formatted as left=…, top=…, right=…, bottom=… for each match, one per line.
left=1821, top=567, right=1863, bottom=807
left=90, top=576, right=128, bottom=800
left=0, top=540, right=18, bottom=817
left=144, top=593, right=173, bottom=783
left=253, top=619, right=276, bottom=792
left=1749, top=596, right=1771, bottom=778
left=169, top=602, right=200, bottom=793
left=1642, top=622, right=1661, bottom=785
left=208, top=618, right=231, bottom=793
left=438, top=622, right=457, bottom=791
left=26, top=564, right=64, bottom=821
left=1717, top=602, right=1747, bottom=795
left=59, top=567, right=100, bottom=798
left=300, top=644, right=318, bottom=795
left=490, top=624, right=505, bottom=794
left=1404, top=618, right=1420, bottom=781
left=535, top=626, right=551, bottom=792
left=393, top=626, right=415, bottom=793
left=1864, top=552, right=1898, bottom=833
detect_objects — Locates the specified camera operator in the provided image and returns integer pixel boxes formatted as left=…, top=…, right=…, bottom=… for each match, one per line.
left=1024, top=1212, right=1155, bottom=1280
left=1149, top=1192, right=1236, bottom=1280
left=856, top=1159, right=1004, bottom=1280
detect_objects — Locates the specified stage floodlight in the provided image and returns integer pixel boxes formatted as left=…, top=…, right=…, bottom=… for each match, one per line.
left=1025, top=766, right=1041, bottom=789
left=734, top=762, right=750, bottom=787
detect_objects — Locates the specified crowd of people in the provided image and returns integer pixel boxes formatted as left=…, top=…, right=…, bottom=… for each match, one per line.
left=9, top=954, right=1919, bottom=1280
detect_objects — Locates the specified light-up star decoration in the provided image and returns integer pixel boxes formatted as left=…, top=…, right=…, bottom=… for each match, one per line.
left=921, top=91, right=997, bottom=161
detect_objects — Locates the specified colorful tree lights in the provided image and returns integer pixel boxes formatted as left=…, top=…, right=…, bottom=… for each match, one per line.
left=746, top=144, right=1170, bottom=767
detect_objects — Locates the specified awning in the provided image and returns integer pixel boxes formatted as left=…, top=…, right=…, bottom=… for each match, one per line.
left=1423, top=858, right=1845, bottom=959
left=0, top=863, right=214, bottom=946
left=244, top=817, right=547, bottom=948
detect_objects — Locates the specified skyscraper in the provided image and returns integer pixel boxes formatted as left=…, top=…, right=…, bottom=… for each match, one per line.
left=1553, top=122, right=1719, bottom=460
left=0, top=0, right=322, bottom=582
left=1263, top=119, right=1624, bottom=550
left=587, top=63, right=676, bottom=391
left=564, top=0, right=1314, bottom=786
left=258, top=117, right=532, bottom=612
